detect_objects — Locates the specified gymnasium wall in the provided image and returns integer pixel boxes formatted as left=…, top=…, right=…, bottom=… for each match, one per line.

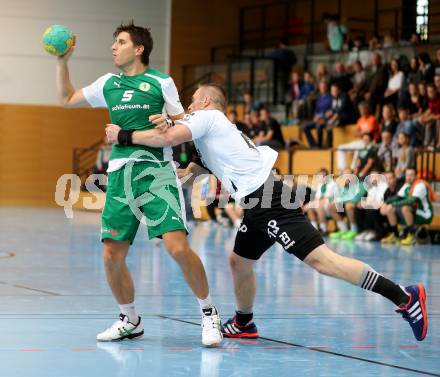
left=0, top=105, right=108, bottom=206
left=0, top=0, right=171, bottom=105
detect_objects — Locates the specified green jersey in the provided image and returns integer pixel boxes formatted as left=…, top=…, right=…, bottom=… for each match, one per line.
left=397, top=182, right=433, bottom=221
left=82, top=68, right=184, bottom=172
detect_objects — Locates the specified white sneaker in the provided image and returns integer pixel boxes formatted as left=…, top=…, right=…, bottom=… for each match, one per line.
left=364, top=231, right=377, bottom=241
left=97, top=314, right=144, bottom=342
left=201, top=307, right=223, bottom=347
left=355, top=231, right=368, bottom=241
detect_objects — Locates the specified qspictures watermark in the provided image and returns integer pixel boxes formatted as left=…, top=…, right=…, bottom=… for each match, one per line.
left=55, top=163, right=388, bottom=222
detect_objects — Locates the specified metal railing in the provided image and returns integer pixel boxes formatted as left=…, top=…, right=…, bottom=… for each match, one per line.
left=284, top=147, right=439, bottom=185
left=181, top=56, right=278, bottom=107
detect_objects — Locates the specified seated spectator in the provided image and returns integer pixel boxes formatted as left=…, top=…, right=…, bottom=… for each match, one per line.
left=418, top=52, right=435, bottom=84
left=394, top=107, right=420, bottom=147
left=383, top=32, right=396, bottom=48
left=297, top=71, right=315, bottom=120
left=329, top=168, right=367, bottom=240
left=289, top=71, right=302, bottom=121
left=349, top=60, right=367, bottom=104
left=336, top=101, right=378, bottom=172
left=409, top=32, right=421, bottom=45
left=384, top=58, right=404, bottom=107
left=326, top=83, right=357, bottom=147
left=380, top=103, right=398, bottom=135
left=354, top=132, right=378, bottom=179
left=381, top=167, right=435, bottom=245
left=243, top=91, right=263, bottom=113
left=243, top=111, right=262, bottom=141
left=304, top=168, right=336, bottom=235
left=302, top=80, right=332, bottom=148
left=227, top=109, right=248, bottom=134
left=394, top=132, right=416, bottom=181
left=254, top=107, right=285, bottom=150
left=315, top=63, right=330, bottom=83
left=407, top=57, right=422, bottom=85
left=92, top=138, right=112, bottom=192
left=364, top=52, right=388, bottom=117
left=406, top=82, right=425, bottom=117
left=435, top=74, right=440, bottom=93
left=330, top=61, right=352, bottom=93
left=377, top=129, right=394, bottom=172
left=351, top=35, right=365, bottom=52
left=418, top=83, right=440, bottom=147
left=354, top=170, right=390, bottom=241
left=418, top=81, right=429, bottom=110
left=368, top=36, right=381, bottom=51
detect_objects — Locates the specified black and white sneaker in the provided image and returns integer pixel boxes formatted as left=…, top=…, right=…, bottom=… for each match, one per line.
left=201, top=306, right=223, bottom=347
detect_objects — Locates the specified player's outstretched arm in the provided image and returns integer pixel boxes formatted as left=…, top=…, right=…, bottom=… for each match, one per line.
left=55, top=37, right=89, bottom=107
left=105, top=123, right=193, bottom=147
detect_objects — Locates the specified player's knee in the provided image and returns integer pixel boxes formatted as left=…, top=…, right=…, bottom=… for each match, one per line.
left=229, top=253, right=241, bottom=272
left=305, top=246, right=337, bottom=276
left=103, top=244, right=126, bottom=265
left=166, top=242, right=191, bottom=263
left=402, top=205, right=412, bottom=214
left=229, top=252, right=252, bottom=274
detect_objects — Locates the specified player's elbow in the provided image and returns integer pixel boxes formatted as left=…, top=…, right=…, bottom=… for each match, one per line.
left=165, top=134, right=180, bottom=147
left=60, top=95, right=74, bottom=108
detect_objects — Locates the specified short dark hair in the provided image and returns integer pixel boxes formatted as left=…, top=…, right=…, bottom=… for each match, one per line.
left=113, top=21, right=153, bottom=66
left=330, top=82, right=340, bottom=90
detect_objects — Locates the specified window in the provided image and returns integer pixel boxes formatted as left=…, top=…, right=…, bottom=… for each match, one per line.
left=417, top=0, right=429, bottom=40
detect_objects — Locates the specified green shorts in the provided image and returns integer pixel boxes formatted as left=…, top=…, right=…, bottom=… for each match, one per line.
left=396, top=206, right=433, bottom=226
left=101, top=161, right=187, bottom=242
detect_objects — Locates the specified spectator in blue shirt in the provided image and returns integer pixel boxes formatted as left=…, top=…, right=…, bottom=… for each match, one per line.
left=297, top=71, right=316, bottom=120
left=302, top=80, right=333, bottom=148
left=394, top=107, right=421, bottom=148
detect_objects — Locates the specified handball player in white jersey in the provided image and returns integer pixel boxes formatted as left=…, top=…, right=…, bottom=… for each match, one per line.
left=105, top=83, right=428, bottom=342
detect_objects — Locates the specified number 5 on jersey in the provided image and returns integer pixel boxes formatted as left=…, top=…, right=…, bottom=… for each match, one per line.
left=121, top=90, right=134, bottom=102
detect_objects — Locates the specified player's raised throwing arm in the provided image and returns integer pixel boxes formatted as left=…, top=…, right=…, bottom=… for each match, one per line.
left=55, top=38, right=89, bottom=107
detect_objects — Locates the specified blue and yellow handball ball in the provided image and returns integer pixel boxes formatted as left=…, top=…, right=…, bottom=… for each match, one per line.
left=42, top=25, right=74, bottom=56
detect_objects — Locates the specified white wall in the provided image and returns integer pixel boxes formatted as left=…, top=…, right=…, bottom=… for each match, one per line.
left=0, top=0, right=171, bottom=104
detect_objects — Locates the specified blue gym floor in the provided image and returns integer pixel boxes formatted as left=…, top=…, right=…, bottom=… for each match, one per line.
left=0, top=208, right=439, bottom=377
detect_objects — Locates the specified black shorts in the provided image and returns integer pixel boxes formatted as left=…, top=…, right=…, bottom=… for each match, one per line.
left=234, top=175, right=324, bottom=261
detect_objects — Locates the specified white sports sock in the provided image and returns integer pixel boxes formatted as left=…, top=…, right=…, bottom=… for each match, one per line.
left=119, top=302, right=139, bottom=324
left=320, top=222, right=327, bottom=232
left=350, top=223, right=358, bottom=232
left=337, top=221, right=348, bottom=232
left=198, top=293, right=213, bottom=310
left=311, top=221, right=318, bottom=229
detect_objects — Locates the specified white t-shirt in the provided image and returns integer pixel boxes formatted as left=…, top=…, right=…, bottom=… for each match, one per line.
left=387, top=71, right=404, bottom=91
left=366, top=182, right=388, bottom=203
left=178, top=110, right=278, bottom=201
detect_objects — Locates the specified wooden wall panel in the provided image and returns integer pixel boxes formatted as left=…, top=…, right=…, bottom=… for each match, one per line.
left=0, top=105, right=109, bottom=206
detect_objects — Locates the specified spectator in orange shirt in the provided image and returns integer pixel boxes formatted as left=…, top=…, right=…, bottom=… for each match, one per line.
left=336, top=101, right=379, bottom=173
